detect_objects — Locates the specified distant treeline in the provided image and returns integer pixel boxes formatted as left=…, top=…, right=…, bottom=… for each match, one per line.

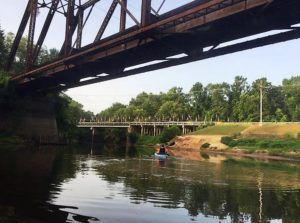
left=97, top=75, right=300, bottom=122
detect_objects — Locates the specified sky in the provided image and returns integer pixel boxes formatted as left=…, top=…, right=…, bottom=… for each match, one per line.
left=0, top=0, right=300, bottom=114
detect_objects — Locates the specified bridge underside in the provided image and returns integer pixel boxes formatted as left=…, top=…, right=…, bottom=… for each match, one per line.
left=11, top=0, right=300, bottom=93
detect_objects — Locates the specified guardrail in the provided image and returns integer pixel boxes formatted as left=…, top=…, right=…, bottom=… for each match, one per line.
left=78, top=121, right=208, bottom=128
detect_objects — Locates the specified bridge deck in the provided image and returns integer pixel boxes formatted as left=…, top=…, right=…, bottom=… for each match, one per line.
left=78, top=121, right=206, bottom=128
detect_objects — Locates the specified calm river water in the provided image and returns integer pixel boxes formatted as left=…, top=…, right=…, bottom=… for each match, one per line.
left=0, top=146, right=300, bottom=223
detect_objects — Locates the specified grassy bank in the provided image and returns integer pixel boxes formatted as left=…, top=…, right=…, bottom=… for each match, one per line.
left=221, top=136, right=300, bottom=157
left=242, top=124, right=300, bottom=138
left=190, top=123, right=300, bottom=159
left=194, top=124, right=250, bottom=136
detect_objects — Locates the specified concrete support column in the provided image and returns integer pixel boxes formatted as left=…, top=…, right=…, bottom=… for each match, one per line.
left=182, top=125, right=185, bottom=135
left=154, top=125, right=156, bottom=136
left=0, top=96, right=58, bottom=143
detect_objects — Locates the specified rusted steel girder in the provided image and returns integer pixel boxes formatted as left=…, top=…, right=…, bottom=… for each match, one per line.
left=94, top=0, right=119, bottom=42
left=120, top=0, right=127, bottom=32
left=81, top=0, right=102, bottom=10
left=141, top=0, right=152, bottom=26
left=26, top=0, right=38, bottom=69
left=117, top=0, right=140, bottom=26
left=76, top=9, right=84, bottom=48
left=5, top=1, right=31, bottom=71
left=32, top=0, right=59, bottom=65
left=64, top=0, right=75, bottom=56
left=53, top=28, right=300, bottom=91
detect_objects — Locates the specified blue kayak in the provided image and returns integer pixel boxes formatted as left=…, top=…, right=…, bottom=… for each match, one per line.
left=154, top=153, right=168, bottom=160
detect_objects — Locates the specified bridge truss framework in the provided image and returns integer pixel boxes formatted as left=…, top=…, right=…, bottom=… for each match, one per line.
left=5, top=0, right=300, bottom=93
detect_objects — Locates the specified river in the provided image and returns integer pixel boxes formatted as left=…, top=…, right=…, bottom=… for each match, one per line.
left=0, top=146, right=300, bottom=223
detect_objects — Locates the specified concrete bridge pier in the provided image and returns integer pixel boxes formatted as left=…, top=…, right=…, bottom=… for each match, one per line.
left=0, top=96, right=58, bottom=143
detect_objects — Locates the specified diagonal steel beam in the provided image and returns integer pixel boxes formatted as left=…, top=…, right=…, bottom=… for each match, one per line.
left=119, top=0, right=127, bottom=32
left=71, top=4, right=95, bottom=53
left=117, top=0, right=140, bottom=26
left=94, top=0, right=119, bottom=42
left=5, top=0, right=32, bottom=71
left=81, top=0, right=102, bottom=10
left=60, top=0, right=102, bottom=54
left=26, top=0, right=38, bottom=69
left=64, top=0, right=75, bottom=56
left=32, top=0, right=60, bottom=65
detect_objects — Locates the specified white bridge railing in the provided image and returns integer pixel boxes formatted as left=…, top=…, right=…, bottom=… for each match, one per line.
left=78, top=121, right=207, bottom=128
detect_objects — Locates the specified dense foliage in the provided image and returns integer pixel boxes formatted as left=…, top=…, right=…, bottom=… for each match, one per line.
left=98, top=76, right=300, bottom=122
left=53, top=93, right=94, bottom=142
left=159, top=126, right=181, bottom=143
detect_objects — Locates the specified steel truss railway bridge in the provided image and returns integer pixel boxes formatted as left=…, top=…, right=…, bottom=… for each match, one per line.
left=3, top=0, right=300, bottom=141
left=5, top=0, right=300, bottom=93
left=78, top=121, right=207, bottom=135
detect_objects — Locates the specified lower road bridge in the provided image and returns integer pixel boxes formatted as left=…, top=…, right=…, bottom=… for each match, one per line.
left=78, top=121, right=207, bottom=136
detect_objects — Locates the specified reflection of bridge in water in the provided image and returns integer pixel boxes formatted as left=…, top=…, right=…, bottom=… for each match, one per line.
left=78, top=121, right=208, bottom=135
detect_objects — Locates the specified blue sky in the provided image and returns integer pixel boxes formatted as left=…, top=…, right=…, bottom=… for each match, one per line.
left=1, top=0, right=299, bottom=113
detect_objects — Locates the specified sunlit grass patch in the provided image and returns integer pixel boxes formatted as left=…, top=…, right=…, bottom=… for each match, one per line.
left=194, top=124, right=250, bottom=136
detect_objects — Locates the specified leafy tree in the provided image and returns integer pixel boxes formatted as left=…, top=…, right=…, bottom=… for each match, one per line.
left=129, top=92, right=162, bottom=119
left=97, top=103, right=126, bottom=121
left=156, top=101, right=185, bottom=121
left=189, top=82, right=210, bottom=120
left=230, top=76, right=249, bottom=121
left=0, top=25, right=7, bottom=69
left=207, top=83, right=230, bottom=121
left=54, top=93, right=94, bottom=141
left=37, top=47, right=59, bottom=64
left=264, top=86, right=285, bottom=121
left=160, top=126, right=181, bottom=142
left=234, top=93, right=258, bottom=121
left=282, top=76, right=300, bottom=121
left=5, top=32, right=27, bottom=73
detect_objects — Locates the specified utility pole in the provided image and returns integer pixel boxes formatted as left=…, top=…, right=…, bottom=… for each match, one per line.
left=259, top=80, right=263, bottom=127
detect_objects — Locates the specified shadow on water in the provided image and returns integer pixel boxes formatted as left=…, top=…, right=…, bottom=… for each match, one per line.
left=0, top=145, right=300, bottom=222
left=0, top=146, right=101, bottom=223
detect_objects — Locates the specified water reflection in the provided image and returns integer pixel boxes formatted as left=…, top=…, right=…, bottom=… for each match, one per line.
left=0, top=147, right=300, bottom=223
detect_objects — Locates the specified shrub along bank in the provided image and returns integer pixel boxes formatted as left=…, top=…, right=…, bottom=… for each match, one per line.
left=136, top=126, right=182, bottom=146
left=221, top=136, right=300, bottom=157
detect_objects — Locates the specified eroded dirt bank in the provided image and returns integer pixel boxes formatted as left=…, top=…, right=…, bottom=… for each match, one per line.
left=165, top=135, right=300, bottom=161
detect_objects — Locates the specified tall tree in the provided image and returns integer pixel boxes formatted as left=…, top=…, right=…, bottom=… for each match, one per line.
left=207, top=83, right=230, bottom=121
left=0, top=25, right=7, bottom=69
left=5, top=32, right=27, bottom=73
left=97, top=103, right=126, bottom=121
left=282, top=76, right=300, bottom=121
left=189, top=82, right=210, bottom=120
left=230, top=76, right=249, bottom=121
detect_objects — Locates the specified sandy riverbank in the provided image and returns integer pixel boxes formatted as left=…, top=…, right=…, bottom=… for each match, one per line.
left=165, top=134, right=300, bottom=161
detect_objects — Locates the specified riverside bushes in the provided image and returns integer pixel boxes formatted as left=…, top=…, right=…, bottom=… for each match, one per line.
left=221, top=136, right=300, bottom=152
left=221, top=136, right=237, bottom=147
left=159, top=126, right=181, bottom=143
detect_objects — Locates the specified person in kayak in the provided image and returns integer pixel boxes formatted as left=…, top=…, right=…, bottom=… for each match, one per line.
left=158, top=144, right=166, bottom=155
